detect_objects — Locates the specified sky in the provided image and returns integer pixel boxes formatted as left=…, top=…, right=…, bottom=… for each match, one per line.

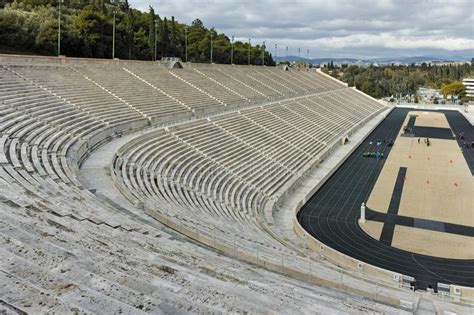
left=129, top=0, right=474, bottom=59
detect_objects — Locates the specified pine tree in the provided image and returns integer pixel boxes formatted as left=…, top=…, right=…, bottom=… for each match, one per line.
left=160, top=17, right=169, bottom=57
left=169, top=16, right=176, bottom=57
left=148, top=6, right=156, bottom=60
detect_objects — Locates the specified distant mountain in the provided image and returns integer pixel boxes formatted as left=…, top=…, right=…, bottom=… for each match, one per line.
left=274, top=56, right=367, bottom=64
left=275, top=55, right=471, bottom=64
left=368, top=56, right=470, bottom=63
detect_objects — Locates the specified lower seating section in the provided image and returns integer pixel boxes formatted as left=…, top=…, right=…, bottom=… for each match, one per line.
left=112, top=88, right=386, bottom=254
left=0, top=67, right=107, bottom=186
left=0, top=196, right=405, bottom=314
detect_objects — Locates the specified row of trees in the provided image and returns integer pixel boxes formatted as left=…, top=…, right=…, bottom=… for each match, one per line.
left=324, top=63, right=473, bottom=100
left=0, top=0, right=275, bottom=65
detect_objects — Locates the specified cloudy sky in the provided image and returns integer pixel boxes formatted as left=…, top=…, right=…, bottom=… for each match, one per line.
left=130, top=0, right=473, bottom=59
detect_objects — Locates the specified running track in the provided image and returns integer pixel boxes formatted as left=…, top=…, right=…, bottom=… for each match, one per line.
left=297, top=108, right=474, bottom=290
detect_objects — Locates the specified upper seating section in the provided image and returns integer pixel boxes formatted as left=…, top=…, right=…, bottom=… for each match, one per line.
left=124, top=65, right=227, bottom=114
left=9, top=65, right=148, bottom=128
left=6, top=62, right=348, bottom=123
left=74, top=66, right=192, bottom=123
left=219, top=65, right=347, bottom=97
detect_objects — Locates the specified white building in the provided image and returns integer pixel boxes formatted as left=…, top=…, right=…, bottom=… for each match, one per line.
left=462, top=78, right=474, bottom=97
left=417, top=87, right=443, bottom=101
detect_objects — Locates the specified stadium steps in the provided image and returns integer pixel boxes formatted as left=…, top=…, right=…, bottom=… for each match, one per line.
left=220, top=67, right=280, bottom=98
left=122, top=66, right=195, bottom=113
left=241, top=69, right=285, bottom=97
left=75, top=66, right=191, bottom=123
left=193, top=68, right=251, bottom=103
left=168, top=70, right=227, bottom=107
left=215, top=68, right=269, bottom=101
left=249, top=69, right=297, bottom=95
left=70, top=66, right=150, bottom=123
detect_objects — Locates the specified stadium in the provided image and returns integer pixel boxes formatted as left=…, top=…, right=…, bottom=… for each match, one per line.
left=0, top=52, right=472, bottom=314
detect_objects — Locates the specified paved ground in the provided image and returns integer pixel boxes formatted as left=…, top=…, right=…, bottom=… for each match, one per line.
left=297, top=108, right=474, bottom=290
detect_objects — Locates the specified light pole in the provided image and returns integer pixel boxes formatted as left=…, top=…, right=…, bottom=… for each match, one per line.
left=231, top=35, right=234, bottom=64
left=112, top=10, right=117, bottom=59
left=57, top=0, right=63, bottom=56
left=306, top=49, right=309, bottom=64
left=210, top=32, right=213, bottom=63
left=154, top=20, right=158, bottom=61
left=298, top=48, right=301, bottom=59
left=286, top=46, right=288, bottom=60
left=262, top=41, right=265, bottom=66
left=274, top=44, right=277, bottom=61
left=248, top=38, right=251, bottom=65
left=185, top=26, right=188, bottom=62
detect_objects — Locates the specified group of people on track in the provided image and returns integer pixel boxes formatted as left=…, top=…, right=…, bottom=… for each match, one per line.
left=417, top=138, right=430, bottom=146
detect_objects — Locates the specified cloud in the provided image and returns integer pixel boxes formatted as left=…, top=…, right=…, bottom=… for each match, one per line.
left=129, top=0, right=474, bottom=58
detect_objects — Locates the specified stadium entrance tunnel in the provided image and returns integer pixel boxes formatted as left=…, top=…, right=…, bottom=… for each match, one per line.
left=297, top=107, right=474, bottom=291
left=161, top=57, right=184, bottom=69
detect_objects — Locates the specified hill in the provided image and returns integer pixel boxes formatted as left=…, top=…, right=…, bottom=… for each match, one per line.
left=0, top=0, right=274, bottom=64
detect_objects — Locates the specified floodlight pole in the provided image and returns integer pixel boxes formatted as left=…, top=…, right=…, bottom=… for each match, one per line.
left=210, top=32, right=213, bottom=63
left=154, top=20, right=158, bottom=61
left=112, top=10, right=116, bottom=59
left=185, top=26, right=188, bottom=62
left=286, top=46, right=288, bottom=60
left=262, top=41, right=265, bottom=66
left=248, top=38, right=251, bottom=65
left=274, top=44, right=277, bottom=61
left=231, top=35, right=234, bottom=64
left=298, top=48, right=301, bottom=59
left=57, top=0, right=63, bottom=56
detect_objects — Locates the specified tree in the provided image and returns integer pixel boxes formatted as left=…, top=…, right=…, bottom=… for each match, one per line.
left=74, top=5, right=108, bottom=57
left=148, top=5, right=156, bottom=60
left=121, top=0, right=134, bottom=59
left=160, top=17, right=169, bottom=57
left=441, top=81, right=466, bottom=102
left=0, top=8, right=29, bottom=50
